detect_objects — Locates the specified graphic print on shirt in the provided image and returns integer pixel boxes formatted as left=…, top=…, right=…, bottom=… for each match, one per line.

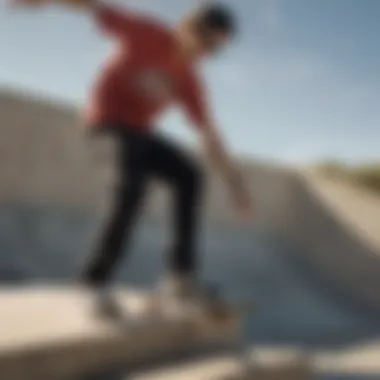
left=133, top=69, right=175, bottom=101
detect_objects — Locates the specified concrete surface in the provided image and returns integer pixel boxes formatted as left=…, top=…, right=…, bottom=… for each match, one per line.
left=129, top=342, right=380, bottom=380
left=287, top=170, right=380, bottom=311
left=303, top=172, right=380, bottom=252
left=131, top=349, right=312, bottom=380
left=0, top=286, right=238, bottom=380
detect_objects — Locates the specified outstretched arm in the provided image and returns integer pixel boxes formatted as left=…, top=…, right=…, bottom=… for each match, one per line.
left=11, top=0, right=99, bottom=11
left=11, top=0, right=142, bottom=37
left=181, top=73, right=253, bottom=220
left=200, top=121, right=253, bottom=220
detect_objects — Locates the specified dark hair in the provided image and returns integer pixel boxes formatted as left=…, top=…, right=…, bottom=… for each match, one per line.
left=197, top=2, right=237, bottom=37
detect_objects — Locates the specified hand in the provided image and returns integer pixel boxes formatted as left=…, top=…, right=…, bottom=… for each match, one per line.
left=228, top=171, right=253, bottom=221
left=198, top=123, right=254, bottom=221
left=235, top=186, right=253, bottom=221
left=10, top=0, right=49, bottom=8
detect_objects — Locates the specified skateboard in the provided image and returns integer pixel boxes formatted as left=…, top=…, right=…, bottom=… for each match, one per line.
left=143, top=290, right=256, bottom=327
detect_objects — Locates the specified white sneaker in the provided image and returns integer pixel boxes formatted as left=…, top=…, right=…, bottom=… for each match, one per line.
left=93, top=288, right=123, bottom=320
left=159, top=274, right=221, bottom=308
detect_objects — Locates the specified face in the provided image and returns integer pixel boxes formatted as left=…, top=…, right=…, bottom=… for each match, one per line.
left=196, top=28, right=231, bottom=57
left=180, top=19, right=232, bottom=58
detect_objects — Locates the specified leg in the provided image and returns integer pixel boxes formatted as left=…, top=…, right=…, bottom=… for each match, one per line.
left=148, top=136, right=223, bottom=310
left=81, top=130, right=150, bottom=287
left=149, top=135, right=204, bottom=277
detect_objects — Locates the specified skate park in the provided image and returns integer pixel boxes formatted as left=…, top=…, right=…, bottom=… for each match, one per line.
left=1, top=89, right=380, bottom=379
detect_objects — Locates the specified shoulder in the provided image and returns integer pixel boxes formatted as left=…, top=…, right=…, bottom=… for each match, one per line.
left=137, top=14, right=174, bottom=42
left=96, top=2, right=173, bottom=42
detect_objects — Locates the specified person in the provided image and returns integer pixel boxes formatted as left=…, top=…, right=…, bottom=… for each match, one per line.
left=13, top=0, right=253, bottom=316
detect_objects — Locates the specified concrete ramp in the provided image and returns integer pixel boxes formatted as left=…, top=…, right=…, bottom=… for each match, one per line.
left=286, top=171, right=380, bottom=312
left=0, top=287, right=238, bottom=380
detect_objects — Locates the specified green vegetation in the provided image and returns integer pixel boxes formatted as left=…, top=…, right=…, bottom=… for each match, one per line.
left=316, top=161, right=380, bottom=195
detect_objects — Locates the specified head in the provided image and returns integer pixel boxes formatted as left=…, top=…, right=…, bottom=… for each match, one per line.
left=178, top=2, right=237, bottom=59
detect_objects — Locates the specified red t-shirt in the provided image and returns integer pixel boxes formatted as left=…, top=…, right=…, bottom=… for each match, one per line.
left=85, top=4, right=209, bottom=131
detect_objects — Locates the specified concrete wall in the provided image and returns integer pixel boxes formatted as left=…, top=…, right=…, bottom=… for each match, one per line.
left=0, top=89, right=297, bottom=230
left=1, top=89, right=380, bottom=312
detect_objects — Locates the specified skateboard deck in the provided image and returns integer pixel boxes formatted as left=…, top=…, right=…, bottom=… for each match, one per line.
left=142, top=292, right=255, bottom=327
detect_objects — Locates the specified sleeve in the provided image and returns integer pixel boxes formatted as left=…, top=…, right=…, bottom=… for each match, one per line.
left=180, top=69, right=211, bottom=129
left=95, top=2, right=143, bottom=38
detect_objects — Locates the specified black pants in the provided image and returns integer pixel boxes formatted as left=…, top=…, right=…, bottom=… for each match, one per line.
left=80, top=125, right=203, bottom=286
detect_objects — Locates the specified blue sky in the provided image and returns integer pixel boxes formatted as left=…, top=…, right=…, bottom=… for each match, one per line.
left=0, top=0, right=379, bottom=163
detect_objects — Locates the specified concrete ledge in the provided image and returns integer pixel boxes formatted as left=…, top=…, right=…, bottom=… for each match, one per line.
left=0, top=286, right=239, bottom=380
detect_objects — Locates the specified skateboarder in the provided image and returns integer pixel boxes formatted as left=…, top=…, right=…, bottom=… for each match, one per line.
left=13, top=0, right=252, bottom=315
